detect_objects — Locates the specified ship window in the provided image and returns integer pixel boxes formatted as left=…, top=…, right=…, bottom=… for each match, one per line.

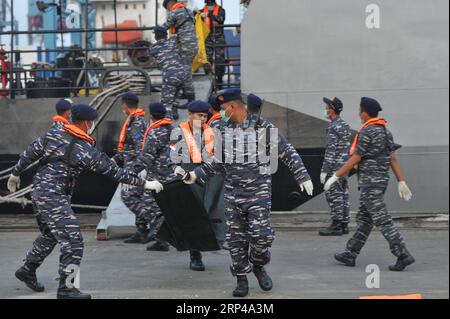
left=143, top=4, right=146, bottom=9
left=134, top=4, right=137, bottom=10
left=125, top=4, right=129, bottom=10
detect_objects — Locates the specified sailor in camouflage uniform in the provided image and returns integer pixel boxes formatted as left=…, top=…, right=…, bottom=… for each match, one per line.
left=325, top=97, right=415, bottom=271
left=149, top=26, right=189, bottom=120
left=201, top=0, right=226, bottom=88
left=180, top=89, right=315, bottom=297
left=319, top=97, right=352, bottom=236
left=7, top=104, right=163, bottom=299
left=131, top=102, right=175, bottom=252
left=51, top=98, right=73, bottom=129
left=163, top=0, right=198, bottom=102
left=170, top=100, right=217, bottom=271
left=112, top=93, right=149, bottom=244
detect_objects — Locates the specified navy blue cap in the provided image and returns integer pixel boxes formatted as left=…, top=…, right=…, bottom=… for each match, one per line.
left=122, top=92, right=139, bottom=103
left=216, top=88, right=242, bottom=105
left=188, top=100, right=211, bottom=114
left=55, top=99, right=72, bottom=113
left=71, top=104, right=98, bottom=121
left=247, top=94, right=263, bottom=109
left=149, top=102, right=167, bottom=116
left=208, top=96, right=220, bottom=111
left=163, top=0, right=176, bottom=9
left=360, top=97, right=382, bottom=113
left=323, top=97, right=344, bottom=112
left=153, top=25, right=167, bottom=36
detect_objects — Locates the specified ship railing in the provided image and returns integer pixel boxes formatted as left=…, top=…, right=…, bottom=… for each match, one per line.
left=205, top=23, right=241, bottom=93
left=1, top=22, right=241, bottom=99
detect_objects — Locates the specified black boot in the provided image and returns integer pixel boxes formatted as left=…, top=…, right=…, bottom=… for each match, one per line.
left=334, top=251, right=356, bottom=267
left=341, top=223, right=349, bottom=235
left=15, top=262, right=45, bottom=292
left=146, top=240, right=170, bottom=252
left=389, top=249, right=415, bottom=271
left=233, top=275, right=249, bottom=297
left=57, top=274, right=91, bottom=300
left=189, top=250, right=205, bottom=271
left=253, top=266, right=273, bottom=291
left=123, top=231, right=143, bottom=244
left=319, top=221, right=344, bottom=236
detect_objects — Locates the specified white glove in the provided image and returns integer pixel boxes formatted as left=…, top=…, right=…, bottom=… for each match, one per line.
left=320, top=173, right=327, bottom=185
left=174, top=166, right=187, bottom=178
left=398, top=181, right=412, bottom=202
left=183, top=171, right=197, bottom=185
left=138, top=170, right=147, bottom=180
left=200, top=12, right=208, bottom=18
left=122, top=184, right=130, bottom=192
left=144, top=180, right=164, bottom=193
left=300, top=180, right=314, bottom=196
left=324, top=174, right=339, bottom=192
left=7, top=174, right=20, bottom=193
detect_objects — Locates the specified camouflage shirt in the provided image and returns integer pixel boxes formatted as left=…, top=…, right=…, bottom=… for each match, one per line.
left=355, top=124, right=396, bottom=187
left=114, top=114, right=147, bottom=167
left=133, top=123, right=175, bottom=182
left=12, top=126, right=144, bottom=198
left=194, top=114, right=311, bottom=196
left=164, top=7, right=198, bottom=57
left=149, top=37, right=187, bottom=80
left=321, top=116, right=352, bottom=174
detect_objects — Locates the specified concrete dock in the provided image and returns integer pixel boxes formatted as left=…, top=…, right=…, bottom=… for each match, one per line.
left=0, top=228, right=447, bottom=299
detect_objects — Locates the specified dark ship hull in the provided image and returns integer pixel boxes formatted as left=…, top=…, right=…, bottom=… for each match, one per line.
left=0, top=96, right=326, bottom=214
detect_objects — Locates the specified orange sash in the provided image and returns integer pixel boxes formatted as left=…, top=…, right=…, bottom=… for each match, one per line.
left=207, top=112, right=222, bottom=126
left=52, top=115, right=70, bottom=125
left=203, top=5, right=221, bottom=30
left=63, top=124, right=96, bottom=146
left=117, top=108, right=145, bottom=153
left=179, top=121, right=214, bottom=163
left=141, top=118, right=174, bottom=150
left=349, top=118, right=387, bottom=156
left=169, top=3, right=188, bottom=34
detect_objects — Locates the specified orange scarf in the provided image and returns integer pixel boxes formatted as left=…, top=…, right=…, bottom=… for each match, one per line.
left=349, top=118, right=387, bottom=156
left=63, top=124, right=96, bottom=146
left=179, top=121, right=214, bottom=163
left=52, top=115, right=70, bottom=125
left=118, top=108, right=145, bottom=153
left=169, top=3, right=188, bottom=34
left=207, top=112, right=222, bottom=126
left=203, top=5, right=221, bottom=30
left=141, top=118, right=174, bottom=150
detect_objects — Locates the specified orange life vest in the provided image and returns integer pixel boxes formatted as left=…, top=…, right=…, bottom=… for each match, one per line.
left=52, top=115, right=70, bottom=125
left=349, top=118, right=387, bottom=156
left=169, top=2, right=188, bottom=35
left=179, top=121, right=214, bottom=163
left=63, top=124, right=96, bottom=146
left=203, top=5, right=221, bottom=30
left=141, top=118, right=174, bottom=150
left=117, top=108, right=146, bottom=153
left=206, top=112, right=222, bottom=126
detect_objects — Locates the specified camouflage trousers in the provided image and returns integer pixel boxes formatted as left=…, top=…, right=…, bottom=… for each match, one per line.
left=25, top=196, right=83, bottom=276
left=325, top=176, right=350, bottom=224
left=179, top=50, right=197, bottom=98
left=121, top=184, right=148, bottom=232
left=162, top=74, right=187, bottom=119
left=140, top=188, right=165, bottom=237
left=205, top=34, right=226, bottom=85
left=346, top=187, right=406, bottom=257
left=224, top=191, right=275, bottom=276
